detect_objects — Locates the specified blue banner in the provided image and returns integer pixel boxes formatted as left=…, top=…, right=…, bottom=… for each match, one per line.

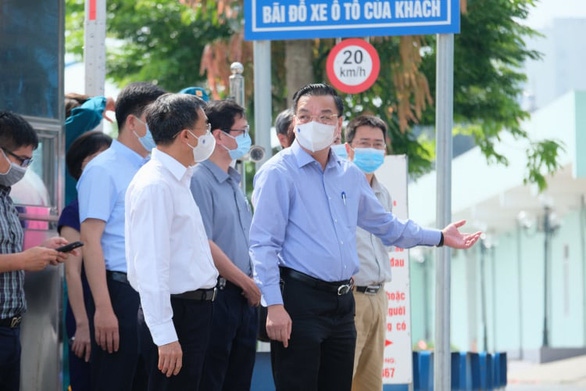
left=244, top=0, right=460, bottom=41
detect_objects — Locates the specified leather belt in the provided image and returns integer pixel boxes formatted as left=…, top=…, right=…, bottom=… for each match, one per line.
left=0, top=315, right=22, bottom=328
left=106, top=271, right=129, bottom=285
left=355, top=285, right=383, bottom=295
left=171, top=288, right=217, bottom=302
left=280, top=267, right=353, bottom=296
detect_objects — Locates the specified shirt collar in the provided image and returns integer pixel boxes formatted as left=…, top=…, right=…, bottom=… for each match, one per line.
left=291, top=141, right=339, bottom=170
left=151, top=148, right=192, bottom=183
left=370, top=174, right=382, bottom=195
left=111, top=139, right=148, bottom=167
left=200, top=159, right=241, bottom=184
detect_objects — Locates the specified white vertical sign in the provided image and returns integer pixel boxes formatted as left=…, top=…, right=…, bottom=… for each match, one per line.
left=377, top=155, right=413, bottom=385
left=84, top=0, right=106, bottom=97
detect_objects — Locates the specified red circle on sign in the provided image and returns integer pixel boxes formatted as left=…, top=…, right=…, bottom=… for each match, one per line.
left=326, top=39, right=380, bottom=94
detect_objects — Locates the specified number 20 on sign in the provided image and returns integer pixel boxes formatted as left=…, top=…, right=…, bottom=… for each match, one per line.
left=326, top=38, right=380, bottom=94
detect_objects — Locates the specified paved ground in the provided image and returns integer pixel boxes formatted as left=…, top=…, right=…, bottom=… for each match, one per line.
left=507, top=355, right=586, bottom=390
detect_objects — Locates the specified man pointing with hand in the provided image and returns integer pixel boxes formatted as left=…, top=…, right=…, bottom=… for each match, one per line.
left=249, top=83, right=481, bottom=391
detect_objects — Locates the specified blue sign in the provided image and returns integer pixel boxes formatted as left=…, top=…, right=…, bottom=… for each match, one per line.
left=244, top=0, right=460, bottom=41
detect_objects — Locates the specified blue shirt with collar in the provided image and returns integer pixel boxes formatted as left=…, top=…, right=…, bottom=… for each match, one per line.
left=77, top=139, right=148, bottom=272
left=250, top=141, right=441, bottom=306
left=190, top=159, right=253, bottom=276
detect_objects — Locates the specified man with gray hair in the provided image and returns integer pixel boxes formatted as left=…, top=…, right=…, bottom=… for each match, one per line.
left=125, top=93, right=219, bottom=390
left=274, top=108, right=295, bottom=148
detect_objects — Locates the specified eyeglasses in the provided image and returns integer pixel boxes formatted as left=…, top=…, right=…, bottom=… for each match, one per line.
left=2, top=148, right=33, bottom=168
left=223, top=125, right=249, bottom=136
left=201, top=123, right=212, bottom=133
left=173, top=123, right=211, bottom=139
left=295, top=113, right=339, bottom=125
left=352, top=140, right=386, bottom=150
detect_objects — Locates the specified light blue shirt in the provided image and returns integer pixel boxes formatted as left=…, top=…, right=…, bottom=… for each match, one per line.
left=78, top=140, right=147, bottom=272
left=190, top=160, right=253, bottom=276
left=250, top=142, right=441, bottom=306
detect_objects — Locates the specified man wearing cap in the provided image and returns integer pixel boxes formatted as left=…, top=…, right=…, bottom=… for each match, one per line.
left=190, top=99, right=261, bottom=390
left=180, top=87, right=210, bottom=102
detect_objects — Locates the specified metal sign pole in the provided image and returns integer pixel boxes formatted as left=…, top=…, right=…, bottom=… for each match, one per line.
left=253, top=40, right=272, bottom=168
left=434, top=33, right=454, bottom=391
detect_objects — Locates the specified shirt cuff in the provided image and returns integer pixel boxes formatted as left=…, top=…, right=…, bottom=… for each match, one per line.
left=420, top=228, right=443, bottom=247
left=148, top=320, right=178, bottom=346
left=262, top=284, right=284, bottom=306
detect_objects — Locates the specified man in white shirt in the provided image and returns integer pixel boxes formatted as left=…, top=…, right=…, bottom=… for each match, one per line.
left=125, top=93, right=219, bottom=390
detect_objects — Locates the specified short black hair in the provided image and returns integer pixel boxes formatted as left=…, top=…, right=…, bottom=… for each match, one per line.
left=145, top=93, right=207, bottom=146
left=115, top=82, right=166, bottom=132
left=345, top=115, right=389, bottom=144
left=0, top=111, right=39, bottom=151
left=291, top=83, right=344, bottom=116
left=275, top=109, right=294, bottom=137
left=66, top=131, right=113, bottom=180
left=204, top=99, right=245, bottom=134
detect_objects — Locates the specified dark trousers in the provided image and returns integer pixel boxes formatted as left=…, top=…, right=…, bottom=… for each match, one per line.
left=139, top=297, right=213, bottom=391
left=200, top=284, right=258, bottom=391
left=66, top=281, right=93, bottom=391
left=0, top=326, right=20, bottom=391
left=87, top=276, right=143, bottom=391
left=270, top=274, right=357, bottom=391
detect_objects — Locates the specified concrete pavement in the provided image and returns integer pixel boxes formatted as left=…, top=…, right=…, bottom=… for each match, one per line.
left=507, top=355, right=586, bottom=390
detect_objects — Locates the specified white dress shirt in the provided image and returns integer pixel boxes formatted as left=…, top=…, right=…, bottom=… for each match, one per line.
left=125, top=148, right=218, bottom=346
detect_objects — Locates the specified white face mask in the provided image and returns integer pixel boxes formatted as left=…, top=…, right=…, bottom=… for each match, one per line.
left=187, top=130, right=216, bottom=163
left=295, top=121, right=336, bottom=152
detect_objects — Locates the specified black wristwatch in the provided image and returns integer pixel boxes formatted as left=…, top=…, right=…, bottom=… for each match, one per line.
left=437, top=232, right=444, bottom=247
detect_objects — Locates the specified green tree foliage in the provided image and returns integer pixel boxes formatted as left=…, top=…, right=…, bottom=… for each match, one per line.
left=328, top=0, right=564, bottom=188
left=450, top=0, right=564, bottom=190
left=66, top=0, right=233, bottom=92
left=66, top=0, right=564, bottom=190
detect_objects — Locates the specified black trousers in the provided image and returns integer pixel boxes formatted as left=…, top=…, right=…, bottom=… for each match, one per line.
left=139, top=297, right=213, bottom=391
left=270, top=273, right=357, bottom=391
left=0, top=326, right=20, bottom=391
left=87, top=276, right=143, bottom=391
left=200, top=283, right=258, bottom=391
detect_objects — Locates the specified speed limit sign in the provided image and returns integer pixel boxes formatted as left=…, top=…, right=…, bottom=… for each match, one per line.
left=326, top=39, right=380, bottom=94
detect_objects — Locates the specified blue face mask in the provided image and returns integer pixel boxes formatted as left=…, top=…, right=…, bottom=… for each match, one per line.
left=352, top=148, right=385, bottom=173
left=134, top=118, right=156, bottom=152
left=331, top=144, right=348, bottom=160
left=224, top=132, right=252, bottom=160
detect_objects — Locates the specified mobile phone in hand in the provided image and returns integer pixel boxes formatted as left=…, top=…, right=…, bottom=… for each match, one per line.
left=55, top=241, right=84, bottom=253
